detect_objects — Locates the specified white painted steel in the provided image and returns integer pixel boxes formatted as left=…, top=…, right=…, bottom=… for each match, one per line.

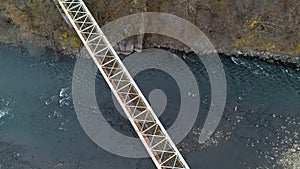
left=56, top=1, right=190, bottom=168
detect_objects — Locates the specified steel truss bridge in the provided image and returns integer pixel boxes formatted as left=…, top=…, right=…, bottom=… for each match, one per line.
left=55, top=1, right=190, bottom=168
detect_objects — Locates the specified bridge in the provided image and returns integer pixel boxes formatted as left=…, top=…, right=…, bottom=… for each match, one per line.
left=55, top=0, right=190, bottom=168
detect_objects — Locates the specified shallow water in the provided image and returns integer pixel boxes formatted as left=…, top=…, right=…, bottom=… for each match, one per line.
left=0, top=45, right=299, bottom=169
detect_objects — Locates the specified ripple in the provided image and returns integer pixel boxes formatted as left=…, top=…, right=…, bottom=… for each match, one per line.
left=0, top=109, right=9, bottom=119
left=230, top=56, right=248, bottom=67
left=59, top=87, right=72, bottom=107
left=254, top=114, right=300, bottom=168
left=278, top=144, right=300, bottom=169
left=0, top=99, right=11, bottom=119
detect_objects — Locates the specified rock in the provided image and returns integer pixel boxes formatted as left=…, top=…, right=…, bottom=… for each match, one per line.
left=134, top=34, right=144, bottom=52
left=118, top=40, right=126, bottom=53
left=124, top=40, right=134, bottom=54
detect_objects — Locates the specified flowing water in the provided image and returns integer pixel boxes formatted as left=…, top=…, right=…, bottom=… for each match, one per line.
left=0, top=45, right=299, bottom=169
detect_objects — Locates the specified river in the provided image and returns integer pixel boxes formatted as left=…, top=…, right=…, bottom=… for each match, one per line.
left=0, top=44, right=299, bottom=169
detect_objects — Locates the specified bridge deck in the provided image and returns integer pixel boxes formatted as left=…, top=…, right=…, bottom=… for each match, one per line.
left=56, top=1, right=190, bottom=168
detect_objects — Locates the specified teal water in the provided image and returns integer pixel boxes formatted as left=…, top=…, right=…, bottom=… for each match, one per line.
left=0, top=45, right=299, bottom=169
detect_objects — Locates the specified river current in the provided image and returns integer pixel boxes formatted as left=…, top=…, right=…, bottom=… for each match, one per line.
left=0, top=45, right=299, bottom=169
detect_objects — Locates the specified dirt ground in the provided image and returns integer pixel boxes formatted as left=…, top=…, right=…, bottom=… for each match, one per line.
left=0, top=0, right=299, bottom=66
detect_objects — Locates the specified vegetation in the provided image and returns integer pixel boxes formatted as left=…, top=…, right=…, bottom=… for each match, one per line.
left=0, top=0, right=298, bottom=57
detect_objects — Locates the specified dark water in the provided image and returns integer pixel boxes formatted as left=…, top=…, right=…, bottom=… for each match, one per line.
left=0, top=45, right=299, bottom=169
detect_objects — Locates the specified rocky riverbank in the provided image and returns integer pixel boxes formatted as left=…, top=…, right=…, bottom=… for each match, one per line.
left=0, top=0, right=299, bottom=68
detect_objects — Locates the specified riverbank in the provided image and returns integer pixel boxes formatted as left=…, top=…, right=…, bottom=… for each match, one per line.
left=0, top=0, right=299, bottom=68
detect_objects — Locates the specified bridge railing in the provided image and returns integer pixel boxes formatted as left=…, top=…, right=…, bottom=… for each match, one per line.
left=56, top=1, right=190, bottom=168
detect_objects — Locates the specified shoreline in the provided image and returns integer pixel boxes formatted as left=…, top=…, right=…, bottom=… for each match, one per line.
left=1, top=0, right=299, bottom=70
left=5, top=42, right=299, bottom=70
left=4, top=42, right=300, bottom=70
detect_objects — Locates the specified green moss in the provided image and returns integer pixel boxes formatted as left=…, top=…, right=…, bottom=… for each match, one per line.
left=69, top=36, right=82, bottom=47
left=234, top=32, right=300, bottom=56
left=63, top=31, right=69, bottom=39
left=60, top=35, right=81, bottom=47
left=286, top=43, right=300, bottom=56
left=124, top=0, right=133, bottom=3
left=234, top=34, right=255, bottom=47
left=234, top=33, right=278, bottom=53
left=248, top=16, right=262, bottom=29
left=216, top=0, right=224, bottom=15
